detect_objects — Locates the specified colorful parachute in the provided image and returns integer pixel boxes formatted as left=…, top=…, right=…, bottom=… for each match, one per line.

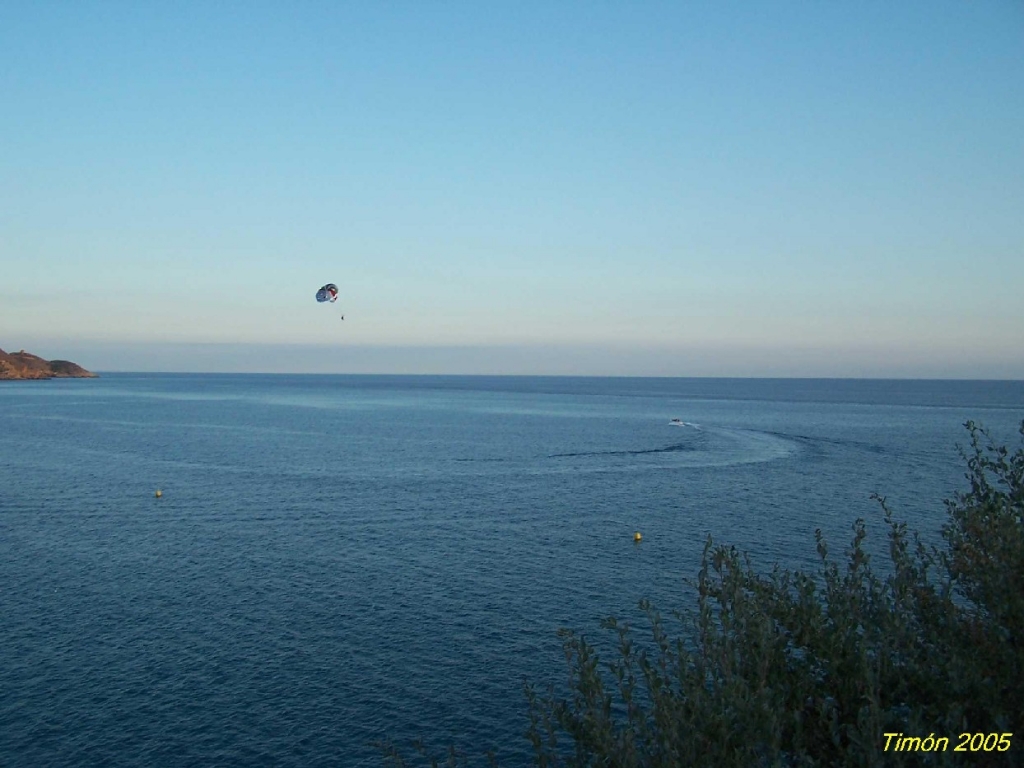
left=316, top=283, right=339, bottom=303
left=316, top=283, right=344, bottom=320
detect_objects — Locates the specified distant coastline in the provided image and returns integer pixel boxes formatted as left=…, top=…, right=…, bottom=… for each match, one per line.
left=0, top=348, right=97, bottom=380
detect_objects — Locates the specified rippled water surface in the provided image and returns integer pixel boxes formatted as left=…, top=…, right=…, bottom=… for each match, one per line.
left=3, top=374, right=1023, bottom=766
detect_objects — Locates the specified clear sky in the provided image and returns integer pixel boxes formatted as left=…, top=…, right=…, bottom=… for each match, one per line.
left=2, top=1, right=1022, bottom=377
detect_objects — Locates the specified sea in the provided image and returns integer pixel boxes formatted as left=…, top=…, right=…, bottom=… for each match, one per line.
left=2, top=374, right=1023, bottom=767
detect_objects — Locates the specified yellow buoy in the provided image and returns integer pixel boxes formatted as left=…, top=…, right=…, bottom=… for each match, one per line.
left=155, top=489, right=163, bottom=498
left=633, top=531, right=642, bottom=542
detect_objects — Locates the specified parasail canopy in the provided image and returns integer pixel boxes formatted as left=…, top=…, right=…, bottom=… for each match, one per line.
left=315, top=283, right=339, bottom=303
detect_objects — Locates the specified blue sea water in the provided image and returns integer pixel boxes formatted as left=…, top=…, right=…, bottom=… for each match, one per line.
left=2, top=374, right=1023, bottom=767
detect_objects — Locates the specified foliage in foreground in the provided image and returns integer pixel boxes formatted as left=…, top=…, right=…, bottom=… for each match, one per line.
left=387, top=421, right=1024, bottom=767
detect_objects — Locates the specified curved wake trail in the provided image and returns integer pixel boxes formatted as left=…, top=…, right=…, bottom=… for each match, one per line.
left=548, top=442, right=696, bottom=459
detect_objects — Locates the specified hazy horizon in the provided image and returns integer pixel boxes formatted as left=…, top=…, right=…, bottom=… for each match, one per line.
left=6, top=337, right=1023, bottom=380
left=3, top=2, right=1022, bottom=378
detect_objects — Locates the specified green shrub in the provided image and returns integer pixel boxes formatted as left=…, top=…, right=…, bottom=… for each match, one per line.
left=388, top=421, right=1024, bottom=767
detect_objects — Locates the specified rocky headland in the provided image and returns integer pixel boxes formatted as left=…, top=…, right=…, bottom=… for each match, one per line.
left=0, top=348, right=98, bottom=380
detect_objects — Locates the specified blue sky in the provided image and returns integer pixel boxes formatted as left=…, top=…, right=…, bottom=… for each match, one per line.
left=2, top=1, right=1022, bottom=376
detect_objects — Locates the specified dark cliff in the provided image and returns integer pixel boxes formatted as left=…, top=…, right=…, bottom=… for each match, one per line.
left=0, top=348, right=98, bottom=380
